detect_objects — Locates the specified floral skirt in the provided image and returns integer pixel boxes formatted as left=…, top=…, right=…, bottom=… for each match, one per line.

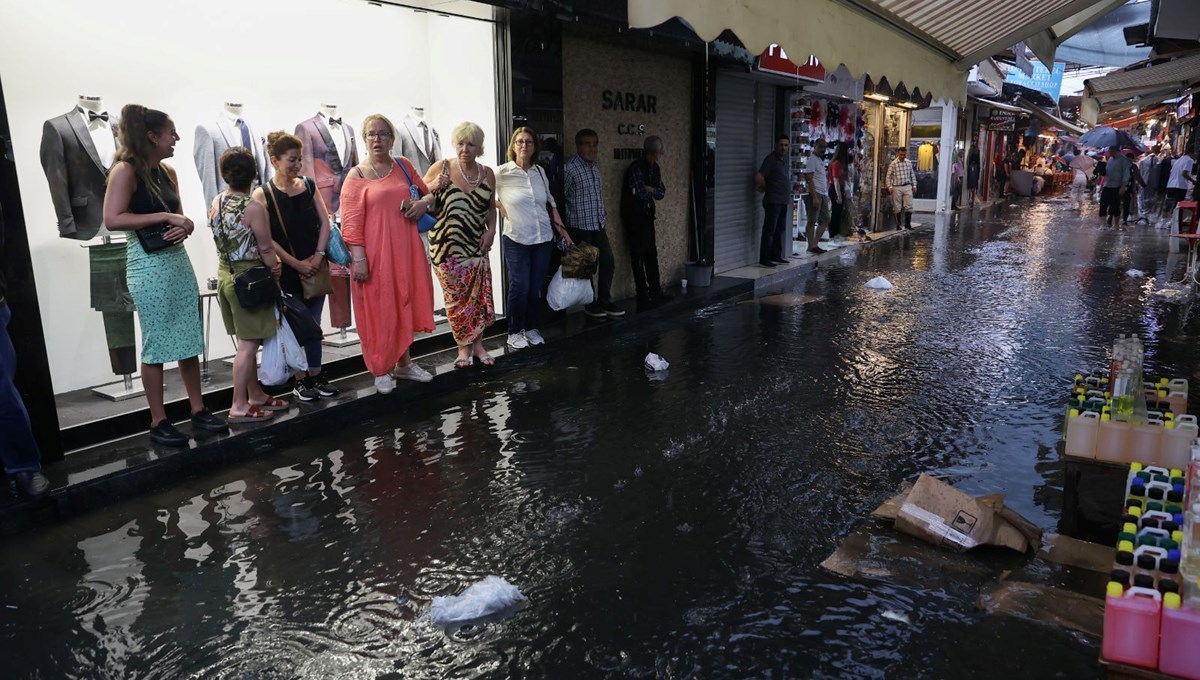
left=435, top=256, right=495, bottom=345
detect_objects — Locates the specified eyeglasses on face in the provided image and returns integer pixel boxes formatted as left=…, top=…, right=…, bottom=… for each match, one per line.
left=514, top=139, right=535, bottom=146
left=366, top=131, right=392, bottom=140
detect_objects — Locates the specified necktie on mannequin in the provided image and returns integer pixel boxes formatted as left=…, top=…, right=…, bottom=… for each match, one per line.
left=419, top=121, right=431, bottom=157
left=87, top=111, right=109, bottom=123
left=236, top=118, right=252, bottom=150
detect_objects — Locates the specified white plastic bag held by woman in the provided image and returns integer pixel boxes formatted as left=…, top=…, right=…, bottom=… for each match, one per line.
left=546, top=266, right=593, bottom=310
left=259, top=308, right=308, bottom=385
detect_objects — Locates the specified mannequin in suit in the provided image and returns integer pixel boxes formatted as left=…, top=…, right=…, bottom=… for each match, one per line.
left=40, top=96, right=137, bottom=377
left=193, top=102, right=272, bottom=207
left=392, top=106, right=441, bottom=175
left=295, top=105, right=358, bottom=331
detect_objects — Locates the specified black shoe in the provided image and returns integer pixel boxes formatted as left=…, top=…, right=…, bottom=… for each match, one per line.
left=310, top=377, right=339, bottom=398
left=759, top=260, right=777, bottom=268
left=12, top=471, right=49, bottom=500
left=601, top=303, right=625, bottom=317
left=190, top=408, right=229, bottom=433
left=584, top=303, right=608, bottom=318
left=149, top=420, right=189, bottom=447
left=293, top=377, right=320, bottom=402
left=807, top=247, right=828, bottom=255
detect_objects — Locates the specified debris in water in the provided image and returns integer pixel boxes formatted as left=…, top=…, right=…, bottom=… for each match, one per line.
left=613, top=479, right=627, bottom=490
left=429, top=576, right=527, bottom=626
left=865, top=277, right=894, bottom=290
left=633, top=466, right=644, bottom=477
left=1008, top=204, right=1017, bottom=208
left=644, top=352, right=669, bottom=372
left=881, top=609, right=911, bottom=625
left=1126, top=269, right=1146, bottom=278
left=677, top=523, right=693, bottom=535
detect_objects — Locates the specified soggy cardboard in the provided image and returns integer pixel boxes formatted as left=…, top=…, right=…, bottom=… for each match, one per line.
left=977, top=581, right=1105, bottom=637
left=894, top=474, right=1037, bottom=553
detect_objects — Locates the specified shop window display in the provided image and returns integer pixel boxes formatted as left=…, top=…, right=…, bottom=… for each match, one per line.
left=0, top=0, right=500, bottom=428
left=910, top=107, right=942, bottom=200
left=788, top=92, right=865, bottom=236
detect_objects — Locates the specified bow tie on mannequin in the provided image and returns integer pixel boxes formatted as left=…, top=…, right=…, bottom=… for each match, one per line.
left=327, top=117, right=342, bottom=126
left=87, top=111, right=109, bottom=123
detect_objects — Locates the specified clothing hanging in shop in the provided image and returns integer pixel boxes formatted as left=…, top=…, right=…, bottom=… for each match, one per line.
left=917, top=143, right=935, bottom=172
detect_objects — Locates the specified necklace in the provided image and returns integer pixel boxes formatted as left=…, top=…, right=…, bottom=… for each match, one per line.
left=366, top=160, right=391, bottom=180
left=459, top=160, right=481, bottom=186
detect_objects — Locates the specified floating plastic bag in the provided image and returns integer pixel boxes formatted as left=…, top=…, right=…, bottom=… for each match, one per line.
left=644, top=352, right=669, bottom=371
left=547, top=267, right=593, bottom=310
left=429, top=576, right=527, bottom=626
left=1126, top=269, right=1146, bottom=278
left=865, top=276, right=894, bottom=290
left=259, top=309, right=308, bottom=386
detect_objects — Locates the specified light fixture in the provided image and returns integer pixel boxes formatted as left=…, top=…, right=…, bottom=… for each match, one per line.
left=865, top=92, right=891, bottom=102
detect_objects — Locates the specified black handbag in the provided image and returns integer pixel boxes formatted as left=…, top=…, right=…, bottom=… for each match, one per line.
left=137, top=168, right=180, bottom=253
left=233, top=264, right=279, bottom=308
left=278, top=292, right=323, bottom=346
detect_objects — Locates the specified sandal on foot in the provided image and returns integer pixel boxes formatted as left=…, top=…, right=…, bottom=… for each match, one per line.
left=250, top=397, right=290, bottom=412
left=473, top=353, right=495, bottom=367
left=228, top=406, right=275, bottom=424
left=454, top=357, right=472, bottom=370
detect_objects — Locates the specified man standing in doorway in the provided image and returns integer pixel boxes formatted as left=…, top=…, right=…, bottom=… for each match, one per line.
left=564, top=129, right=622, bottom=319
left=1100, top=144, right=1132, bottom=227
left=802, top=138, right=832, bottom=254
left=621, top=136, right=671, bottom=307
left=1165, top=146, right=1198, bottom=216
left=755, top=135, right=792, bottom=267
left=886, top=146, right=915, bottom=230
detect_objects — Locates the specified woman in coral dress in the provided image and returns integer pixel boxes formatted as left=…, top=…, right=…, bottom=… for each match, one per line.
left=340, top=114, right=437, bottom=394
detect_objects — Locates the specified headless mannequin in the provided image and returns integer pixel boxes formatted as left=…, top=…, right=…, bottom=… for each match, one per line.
left=319, top=104, right=347, bottom=165
left=221, top=101, right=243, bottom=124
left=410, top=105, right=431, bottom=153
left=77, top=95, right=116, bottom=173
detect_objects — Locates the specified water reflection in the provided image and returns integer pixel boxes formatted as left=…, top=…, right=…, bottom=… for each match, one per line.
left=3, top=201, right=1197, bottom=677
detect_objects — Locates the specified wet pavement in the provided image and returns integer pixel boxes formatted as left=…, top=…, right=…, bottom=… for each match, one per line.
left=3, top=196, right=1197, bottom=678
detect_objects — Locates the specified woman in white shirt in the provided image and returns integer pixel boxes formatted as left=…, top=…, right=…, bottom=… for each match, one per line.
left=494, top=128, right=572, bottom=351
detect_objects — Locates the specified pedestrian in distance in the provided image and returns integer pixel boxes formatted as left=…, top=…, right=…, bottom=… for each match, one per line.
left=966, top=146, right=981, bottom=208
left=496, top=127, right=570, bottom=351
left=102, top=104, right=229, bottom=447
left=620, top=136, right=672, bottom=308
left=829, top=141, right=852, bottom=236
left=563, top=129, right=623, bottom=319
left=1099, top=144, right=1131, bottom=228
left=340, top=114, right=437, bottom=394
left=755, top=135, right=792, bottom=266
left=802, top=138, right=833, bottom=252
left=886, top=146, right=915, bottom=231
left=209, top=148, right=287, bottom=423
left=254, top=132, right=338, bottom=402
left=422, top=122, right=499, bottom=367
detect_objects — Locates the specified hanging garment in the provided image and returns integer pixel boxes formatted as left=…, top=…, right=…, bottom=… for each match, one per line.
left=917, top=144, right=935, bottom=172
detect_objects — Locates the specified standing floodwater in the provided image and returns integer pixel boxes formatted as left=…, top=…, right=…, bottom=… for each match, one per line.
left=2, top=201, right=1195, bottom=678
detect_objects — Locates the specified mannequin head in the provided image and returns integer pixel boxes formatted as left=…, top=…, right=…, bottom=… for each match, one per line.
left=267, top=131, right=304, bottom=180
left=77, top=95, right=104, bottom=112
left=321, top=104, right=338, bottom=118
left=115, top=104, right=177, bottom=190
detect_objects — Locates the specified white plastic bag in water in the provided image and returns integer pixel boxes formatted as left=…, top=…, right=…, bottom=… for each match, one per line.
left=1127, top=269, right=1146, bottom=278
left=429, top=576, right=527, bottom=625
left=644, top=352, right=669, bottom=371
left=547, top=267, right=593, bottom=311
left=865, top=276, right=894, bottom=290
left=259, top=309, right=308, bottom=386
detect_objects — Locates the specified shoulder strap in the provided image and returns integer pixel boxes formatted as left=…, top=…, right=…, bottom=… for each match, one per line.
left=394, top=157, right=414, bottom=184
left=263, top=182, right=296, bottom=255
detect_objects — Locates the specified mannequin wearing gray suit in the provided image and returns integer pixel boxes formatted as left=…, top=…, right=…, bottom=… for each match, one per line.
left=391, top=111, right=441, bottom=175
left=39, top=108, right=118, bottom=240
left=194, top=113, right=272, bottom=207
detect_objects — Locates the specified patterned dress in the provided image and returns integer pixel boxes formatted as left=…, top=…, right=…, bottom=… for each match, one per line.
left=427, top=167, right=496, bottom=345
left=125, top=166, right=204, bottom=364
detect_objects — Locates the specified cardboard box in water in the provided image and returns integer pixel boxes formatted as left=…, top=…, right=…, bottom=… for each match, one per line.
left=895, top=474, right=1033, bottom=553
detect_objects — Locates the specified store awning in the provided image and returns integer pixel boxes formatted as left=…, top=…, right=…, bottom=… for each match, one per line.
left=1016, top=96, right=1087, bottom=135
left=628, top=0, right=1123, bottom=105
left=1082, top=52, right=1200, bottom=124
left=969, top=97, right=1025, bottom=114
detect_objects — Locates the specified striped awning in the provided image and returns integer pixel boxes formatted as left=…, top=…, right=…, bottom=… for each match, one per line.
left=1082, top=52, right=1200, bottom=123
left=629, top=0, right=1123, bottom=105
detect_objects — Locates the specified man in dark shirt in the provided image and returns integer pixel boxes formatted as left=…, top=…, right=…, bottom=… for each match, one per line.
left=755, top=136, right=792, bottom=267
left=0, top=201, right=49, bottom=499
left=621, top=136, right=671, bottom=306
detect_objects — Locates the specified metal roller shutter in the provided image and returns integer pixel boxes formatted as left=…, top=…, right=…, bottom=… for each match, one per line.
left=714, top=74, right=757, bottom=273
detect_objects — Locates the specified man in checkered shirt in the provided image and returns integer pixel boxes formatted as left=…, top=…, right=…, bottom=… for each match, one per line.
left=886, top=146, right=916, bottom=230
left=564, top=129, right=623, bottom=318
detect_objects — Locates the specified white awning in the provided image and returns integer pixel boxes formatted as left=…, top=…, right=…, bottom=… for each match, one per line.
left=1016, top=97, right=1087, bottom=135
left=969, top=96, right=1025, bottom=113
left=1082, top=52, right=1200, bottom=123
left=628, top=0, right=1122, bottom=106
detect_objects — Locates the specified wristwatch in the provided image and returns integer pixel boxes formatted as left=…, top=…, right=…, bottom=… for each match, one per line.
left=315, top=250, right=326, bottom=258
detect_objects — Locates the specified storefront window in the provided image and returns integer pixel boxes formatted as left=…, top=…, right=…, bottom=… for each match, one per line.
left=1, top=0, right=500, bottom=429
left=909, top=107, right=942, bottom=199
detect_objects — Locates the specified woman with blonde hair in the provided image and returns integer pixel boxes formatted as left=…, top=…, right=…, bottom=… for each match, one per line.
left=422, top=121, right=498, bottom=368
left=340, top=114, right=437, bottom=394
left=102, top=104, right=227, bottom=446
left=494, top=127, right=571, bottom=351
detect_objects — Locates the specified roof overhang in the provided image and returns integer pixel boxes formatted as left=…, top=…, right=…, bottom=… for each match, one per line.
left=1016, top=96, right=1088, bottom=135
left=1081, top=52, right=1200, bottom=124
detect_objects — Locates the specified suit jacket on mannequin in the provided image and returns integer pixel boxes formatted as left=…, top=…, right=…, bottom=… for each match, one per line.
left=39, top=110, right=118, bottom=240
left=392, top=114, right=441, bottom=175
left=295, top=114, right=358, bottom=214
left=194, top=117, right=272, bottom=207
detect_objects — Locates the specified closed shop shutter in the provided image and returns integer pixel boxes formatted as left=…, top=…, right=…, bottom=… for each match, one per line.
left=714, top=74, right=777, bottom=272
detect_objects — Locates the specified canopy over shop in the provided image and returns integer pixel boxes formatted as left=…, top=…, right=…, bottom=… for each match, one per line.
left=1082, top=52, right=1200, bottom=126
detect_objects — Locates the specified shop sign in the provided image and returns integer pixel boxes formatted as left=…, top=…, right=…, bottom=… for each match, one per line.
left=757, top=45, right=825, bottom=83
left=1179, top=94, right=1193, bottom=123
left=601, top=89, right=658, bottom=144
left=988, top=110, right=1017, bottom=131
left=1005, top=61, right=1065, bottom=101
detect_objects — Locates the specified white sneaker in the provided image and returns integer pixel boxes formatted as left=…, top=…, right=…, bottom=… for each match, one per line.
left=507, top=332, right=529, bottom=350
left=374, top=374, right=396, bottom=394
left=525, top=329, right=545, bottom=345
left=392, top=362, right=433, bottom=383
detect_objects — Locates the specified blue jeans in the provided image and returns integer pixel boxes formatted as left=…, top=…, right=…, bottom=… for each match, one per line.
left=0, top=303, right=41, bottom=474
left=760, top=202, right=788, bottom=263
left=304, top=296, right=324, bottom=371
left=503, top=236, right=553, bottom=333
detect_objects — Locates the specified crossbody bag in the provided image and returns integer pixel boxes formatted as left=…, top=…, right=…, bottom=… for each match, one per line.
left=264, top=177, right=333, bottom=300
left=216, top=192, right=280, bottom=308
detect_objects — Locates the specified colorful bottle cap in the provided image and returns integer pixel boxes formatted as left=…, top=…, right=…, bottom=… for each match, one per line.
left=1173, top=513, right=1185, bottom=526
left=1138, top=554, right=1159, bottom=570
left=1101, top=413, right=1111, bottom=421
left=1126, top=505, right=1143, bottom=517
left=1069, top=408, right=1080, bottom=417
left=1111, top=569, right=1132, bottom=588
left=1165, top=592, right=1182, bottom=608
left=1116, top=551, right=1135, bottom=567
left=1136, top=471, right=1152, bottom=482
left=1075, top=374, right=1084, bottom=381
left=1161, top=558, right=1181, bottom=574
left=1149, top=487, right=1167, bottom=501
left=1148, top=501, right=1166, bottom=512
left=1139, top=516, right=1161, bottom=530
left=1166, top=420, right=1177, bottom=429
left=1164, top=520, right=1180, bottom=533
left=1134, top=574, right=1157, bottom=589
left=1169, top=490, right=1184, bottom=503
left=1131, top=462, right=1144, bottom=473
left=1107, top=581, right=1126, bottom=597
left=1170, top=468, right=1185, bottom=478
left=1172, top=530, right=1183, bottom=544
left=1169, top=549, right=1182, bottom=562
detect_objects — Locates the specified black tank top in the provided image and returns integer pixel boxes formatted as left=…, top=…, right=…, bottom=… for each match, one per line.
left=264, top=177, right=322, bottom=296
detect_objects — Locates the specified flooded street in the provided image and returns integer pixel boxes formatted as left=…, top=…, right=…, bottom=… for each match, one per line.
left=3, top=199, right=1196, bottom=678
